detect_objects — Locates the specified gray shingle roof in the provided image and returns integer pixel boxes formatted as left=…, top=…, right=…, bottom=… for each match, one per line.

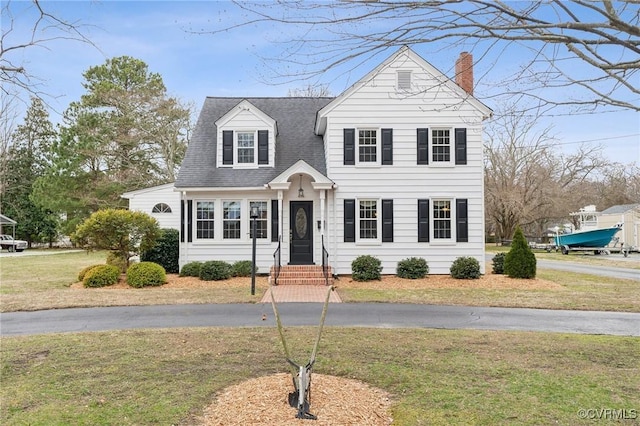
left=175, top=97, right=334, bottom=189
left=601, top=203, right=640, bottom=215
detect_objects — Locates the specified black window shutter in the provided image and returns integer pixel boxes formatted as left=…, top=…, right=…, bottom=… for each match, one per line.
left=344, top=199, right=356, bottom=242
left=382, top=128, right=393, bottom=165
left=180, top=201, right=185, bottom=242
left=344, top=128, right=355, bottom=165
left=456, top=198, right=468, bottom=242
left=258, top=130, right=269, bottom=165
left=382, top=199, right=394, bottom=242
left=418, top=199, right=430, bottom=242
left=271, top=199, right=279, bottom=242
left=187, top=200, right=193, bottom=242
left=455, top=128, right=467, bottom=165
left=222, top=130, right=233, bottom=165
left=417, top=128, right=429, bottom=164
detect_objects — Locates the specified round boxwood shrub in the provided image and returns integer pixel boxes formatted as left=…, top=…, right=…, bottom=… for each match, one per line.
left=141, top=228, right=179, bottom=274
left=78, top=264, right=104, bottom=282
left=83, top=264, right=120, bottom=288
left=231, top=260, right=254, bottom=277
left=126, top=261, right=167, bottom=288
left=351, top=255, right=382, bottom=282
left=180, top=261, right=202, bottom=277
left=492, top=252, right=506, bottom=274
left=504, top=226, right=537, bottom=279
left=397, top=257, right=429, bottom=279
left=450, top=256, right=481, bottom=279
left=200, top=260, right=232, bottom=281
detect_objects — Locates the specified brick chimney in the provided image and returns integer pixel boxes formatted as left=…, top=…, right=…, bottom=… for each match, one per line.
left=455, top=52, right=474, bottom=96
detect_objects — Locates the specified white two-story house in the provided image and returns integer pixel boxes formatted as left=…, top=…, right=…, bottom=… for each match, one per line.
left=173, top=46, right=492, bottom=275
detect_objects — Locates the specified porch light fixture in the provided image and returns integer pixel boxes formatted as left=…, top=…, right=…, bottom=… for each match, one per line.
left=298, top=174, right=304, bottom=198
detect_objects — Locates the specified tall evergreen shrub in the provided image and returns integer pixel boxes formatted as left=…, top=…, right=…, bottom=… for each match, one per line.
left=503, top=226, right=537, bottom=279
left=141, top=228, right=179, bottom=273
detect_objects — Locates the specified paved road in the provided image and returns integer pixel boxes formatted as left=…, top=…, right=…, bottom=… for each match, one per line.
left=536, top=259, right=639, bottom=281
left=3, top=303, right=639, bottom=336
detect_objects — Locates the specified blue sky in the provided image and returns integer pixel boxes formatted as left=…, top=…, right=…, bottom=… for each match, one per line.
left=4, top=1, right=639, bottom=165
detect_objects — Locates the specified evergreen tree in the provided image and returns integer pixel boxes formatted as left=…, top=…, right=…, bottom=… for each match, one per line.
left=503, top=226, right=537, bottom=279
left=1, top=98, right=59, bottom=244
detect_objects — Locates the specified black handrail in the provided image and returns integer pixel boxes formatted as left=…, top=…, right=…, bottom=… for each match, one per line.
left=272, top=239, right=281, bottom=285
left=321, top=235, right=330, bottom=286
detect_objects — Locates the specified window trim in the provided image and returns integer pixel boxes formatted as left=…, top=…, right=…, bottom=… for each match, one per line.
left=431, top=198, right=454, bottom=243
left=236, top=131, right=256, bottom=165
left=357, top=198, right=381, bottom=244
left=356, top=128, right=381, bottom=166
left=222, top=200, right=242, bottom=240
left=249, top=200, right=269, bottom=240
left=430, top=128, right=453, bottom=165
left=195, top=200, right=215, bottom=240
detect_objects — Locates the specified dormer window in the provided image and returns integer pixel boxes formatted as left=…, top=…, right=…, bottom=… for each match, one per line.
left=237, top=132, right=255, bottom=164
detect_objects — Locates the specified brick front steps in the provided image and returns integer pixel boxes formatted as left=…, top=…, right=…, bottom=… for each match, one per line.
left=269, top=265, right=334, bottom=286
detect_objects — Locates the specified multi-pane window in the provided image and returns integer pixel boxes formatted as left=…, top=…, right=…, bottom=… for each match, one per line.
left=196, top=201, right=215, bottom=239
left=237, top=132, right=255, bottom=164
left=358, top=129, right=377, bottom=163
left=432, top=129, right=451, bottom=162
left=359, top=200, right=378, bottom=239
left=249, top=201, right=268, bottom=239
left=433, top=200, right=452, bottom=239
left=152, top=203, right=172, bottom=213
left=223, top=201, right=241, bottom=239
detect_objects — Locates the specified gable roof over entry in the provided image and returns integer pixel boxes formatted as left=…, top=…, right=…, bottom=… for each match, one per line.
left=175, top=97, right=334, bottom=190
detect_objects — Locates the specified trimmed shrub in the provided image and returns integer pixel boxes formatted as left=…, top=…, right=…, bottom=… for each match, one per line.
left=351, top=255, right=382, bottom=282
left=492, top=252, right=506, bottom=275
left=231, top=260, right=254, bottom=277
left=504, top=226, right=537, bottom=279
left=397, top=257, right=429, bottom=279
left=141, top=228, right=179, bottom=273
left=83, top=264, right=120, bottom=288
left=450, top=256, right=481, bottom=279
left=127, top=261, right=166, bottom=288
left=107, top=251, right=128, bottom=273
left=180, top=261, right=202, bottom=277
left=78, top=264, right=104, bottom=282
left=200, top=260, right=232, bottom=281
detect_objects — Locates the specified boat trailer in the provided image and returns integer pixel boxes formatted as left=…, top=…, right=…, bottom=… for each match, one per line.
left=270, top=284, right=334, bottom=420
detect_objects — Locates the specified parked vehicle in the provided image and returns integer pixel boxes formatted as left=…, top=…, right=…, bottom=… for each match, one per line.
left=0, top=234, right=27, bottom=252
left=553, top=225, right=622, bottom=255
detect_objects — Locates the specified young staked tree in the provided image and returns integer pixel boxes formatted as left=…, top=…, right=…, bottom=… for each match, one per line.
left=1, top=97, right=59, bottom=244
left=72, top=209, right=160, bottom=271
left=503, top=226, right=537, bottom=279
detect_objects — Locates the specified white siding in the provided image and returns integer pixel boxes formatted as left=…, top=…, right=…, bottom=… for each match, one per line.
left=322, top=51, right=486, bottom=274
left=123, top=183, right=180, bottom=230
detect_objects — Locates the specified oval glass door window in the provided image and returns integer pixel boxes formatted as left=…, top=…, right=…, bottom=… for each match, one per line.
left=295, top=208, right=307, bottom=238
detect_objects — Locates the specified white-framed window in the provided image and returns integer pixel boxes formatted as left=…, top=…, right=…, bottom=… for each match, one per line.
left=223, top=201, right=241, bottom=239
left=237, top=132, right=255, bottom=164
left=196, top=201, right=215, bottom=239
left=433, top=199, right=452, bottom=240
left=249, top=201, right=268, bottom=239
left=152, top=203, right=172, bottom=213
left=431, top=129, right=451, bottom=163
left=358, top=129, right=379, bottom=164
left=358, top=199, right=379, bottom=240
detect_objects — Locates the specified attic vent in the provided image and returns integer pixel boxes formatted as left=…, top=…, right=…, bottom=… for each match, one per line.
left=397, top=70, right=411, bottom=90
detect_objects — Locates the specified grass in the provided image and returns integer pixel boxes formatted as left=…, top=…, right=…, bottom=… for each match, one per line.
left=1, top=250, right=638, bottom=312
left=2, top=328, right=639, bottom=425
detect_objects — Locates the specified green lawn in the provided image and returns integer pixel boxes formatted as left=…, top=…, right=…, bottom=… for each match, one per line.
left=2, top=328, right=638, bottom=425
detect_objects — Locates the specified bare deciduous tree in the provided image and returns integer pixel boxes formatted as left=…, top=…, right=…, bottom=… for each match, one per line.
left=1, top=0, right=95, bottom=104
left=484, top=104, right=608, bottom=241
left=210, top=1, right=639, bottom=113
